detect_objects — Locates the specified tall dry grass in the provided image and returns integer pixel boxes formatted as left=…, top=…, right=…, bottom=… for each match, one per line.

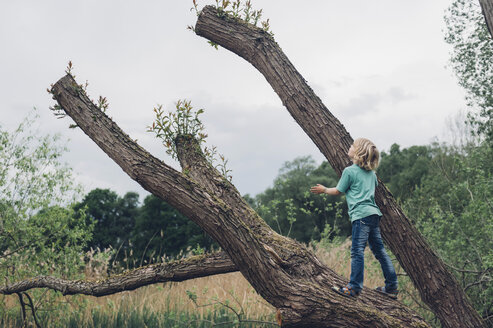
left=1, top=238, right=434, bottom=327
left=77, top=238, right=426, bottom=319
left=81, top=272, right=275, bottom=321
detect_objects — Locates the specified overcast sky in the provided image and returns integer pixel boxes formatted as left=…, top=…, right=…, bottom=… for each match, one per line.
left=0, top=0, right=468, bottom=200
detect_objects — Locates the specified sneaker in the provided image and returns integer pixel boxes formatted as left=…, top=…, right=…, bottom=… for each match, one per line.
left=375, top=286, right=398, bottom=299
left=332, top=285, right=360, bottom=298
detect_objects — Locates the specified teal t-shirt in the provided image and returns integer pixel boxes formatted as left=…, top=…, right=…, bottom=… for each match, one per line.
left=336, top=164, right=382, bottom=222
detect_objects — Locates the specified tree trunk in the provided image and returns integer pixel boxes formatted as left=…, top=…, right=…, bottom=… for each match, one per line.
left=479, top=0, right=493, bottom=40
left=194, top=5, right=485, bottom=328
left=42, top=74, right=430, bottom=327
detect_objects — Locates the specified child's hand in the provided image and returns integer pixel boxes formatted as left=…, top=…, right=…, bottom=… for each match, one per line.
left=310, top=184, right=326, bottom=194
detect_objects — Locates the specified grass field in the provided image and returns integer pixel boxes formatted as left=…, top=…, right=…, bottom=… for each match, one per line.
left=1, top=239, right=435, bottom=327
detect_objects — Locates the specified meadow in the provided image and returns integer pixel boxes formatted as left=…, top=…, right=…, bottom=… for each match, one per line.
left=1, top=239, right=431, bottom=327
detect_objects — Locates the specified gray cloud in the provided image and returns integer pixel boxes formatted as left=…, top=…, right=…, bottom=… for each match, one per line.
left=387, top=86, right=416, bottom=104
left=339, top=93, right=383, bottom=117
left=337, top=86, right=416, bottom=118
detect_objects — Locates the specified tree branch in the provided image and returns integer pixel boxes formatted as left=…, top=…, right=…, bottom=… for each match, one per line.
left=17, top=293, right=27, bottom=327
left=22, top=292, right=41, bottom=328
left=0, top=252, right=237, bottom=296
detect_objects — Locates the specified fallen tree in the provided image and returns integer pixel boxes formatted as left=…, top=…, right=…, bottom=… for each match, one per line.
left=1, top=3, right=486, bottom=328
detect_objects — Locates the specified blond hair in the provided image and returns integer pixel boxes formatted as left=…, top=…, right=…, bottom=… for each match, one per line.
left=352, top=138, right=380, bottom=171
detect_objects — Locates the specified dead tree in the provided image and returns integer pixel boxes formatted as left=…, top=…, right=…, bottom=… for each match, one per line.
left=1, top=5, right=486, bottom=328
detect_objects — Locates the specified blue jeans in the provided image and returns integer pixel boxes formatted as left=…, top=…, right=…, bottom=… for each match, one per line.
left=348, top=214, right=398, bottom=293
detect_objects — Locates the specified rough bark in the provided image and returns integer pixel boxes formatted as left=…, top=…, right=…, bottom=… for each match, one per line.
left=0, top=252, right=237, bottom=296
left=36, top=74, right=430, bottom=327
left=194, top=5, right=485, bottom=328
left=479, top=0, right=493, bottom=40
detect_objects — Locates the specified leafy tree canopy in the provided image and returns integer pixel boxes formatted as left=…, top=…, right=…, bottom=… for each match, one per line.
left=403, top=141, right=493, bottom=322
left=444, top=0, right=493, bottom=141
left=378, top=143, right=434, bottom=202
left=130, top=194, right=215, bottom=267
left=0, top=110, right=93, bottom=316
left=253, top=156, right=350, bottom=243
left=73, top=188, right=139, bottom=253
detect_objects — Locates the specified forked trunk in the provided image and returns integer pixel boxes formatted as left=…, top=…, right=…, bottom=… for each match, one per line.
left=194, top=6, right=485, bottom=328
left=45, top=74, right=429, bottom=327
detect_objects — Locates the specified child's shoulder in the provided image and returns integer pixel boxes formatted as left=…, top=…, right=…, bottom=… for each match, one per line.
left=345, top=164, right=361, bottom=172
left=341, top=164, right=360, bottom=178
left=346, top=164, right=374, bottom=175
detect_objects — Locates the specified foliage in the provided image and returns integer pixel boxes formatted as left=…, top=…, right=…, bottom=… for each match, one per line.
left=128, top=194, right=216, bottom=267
left=73, top=189, right=139, bottom=263
left=253, top=156, right=350, bottom=244
left=71, top=189, right=217, bottom=269
left=0, top=110, right=93, bottom=324
left=189, top=0, right=272, bottom=37
left=203, top=145, right=233, bottom=182
left=378, top=143, right=434, bottom=202
left=444, top=0, right=493, bottom=141
left=0, top=111, right=91, bottom=281
left=1, top=303, right=276, bottom=328
left=148, top=100, right=232, bottom=181
left=442, top=3, right=493, bottom=321
left=148, top=100, right=206, bottom=160
left=403, top=141, right=493, bottom=325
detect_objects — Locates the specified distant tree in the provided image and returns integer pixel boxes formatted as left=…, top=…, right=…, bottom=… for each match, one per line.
left=444, top=0, right=493, bottom=141
left=404, top=142, right=493, bottom=325
left=241, top=193, right=256, bottom=208
left=74, top=188, right=138, bottom=253
left=130, top=195, right=215, bottom=266
left=378, top=144, right=434, bottom=202
left=254, top=156, right=349, bottom=243
left=0, top=111, right=93, bottom=323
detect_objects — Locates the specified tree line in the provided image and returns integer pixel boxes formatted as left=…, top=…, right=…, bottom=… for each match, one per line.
left=73, top=188, right=215, bottom=267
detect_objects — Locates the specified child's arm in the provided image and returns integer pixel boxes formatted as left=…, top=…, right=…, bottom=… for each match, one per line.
left=310, top=184, right=341, bottom=196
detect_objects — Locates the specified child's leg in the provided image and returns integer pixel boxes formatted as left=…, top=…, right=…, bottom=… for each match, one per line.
left=368, top=219, right=398, bottom=291
left=349, top=218, right=370, bottom=292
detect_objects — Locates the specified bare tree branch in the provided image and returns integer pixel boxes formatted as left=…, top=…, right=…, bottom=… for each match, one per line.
left=22, top=292, right=41, bottom=328
left=0, top=252, right=237, bottom=296
left=17, top=293, right=27, bottom=327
